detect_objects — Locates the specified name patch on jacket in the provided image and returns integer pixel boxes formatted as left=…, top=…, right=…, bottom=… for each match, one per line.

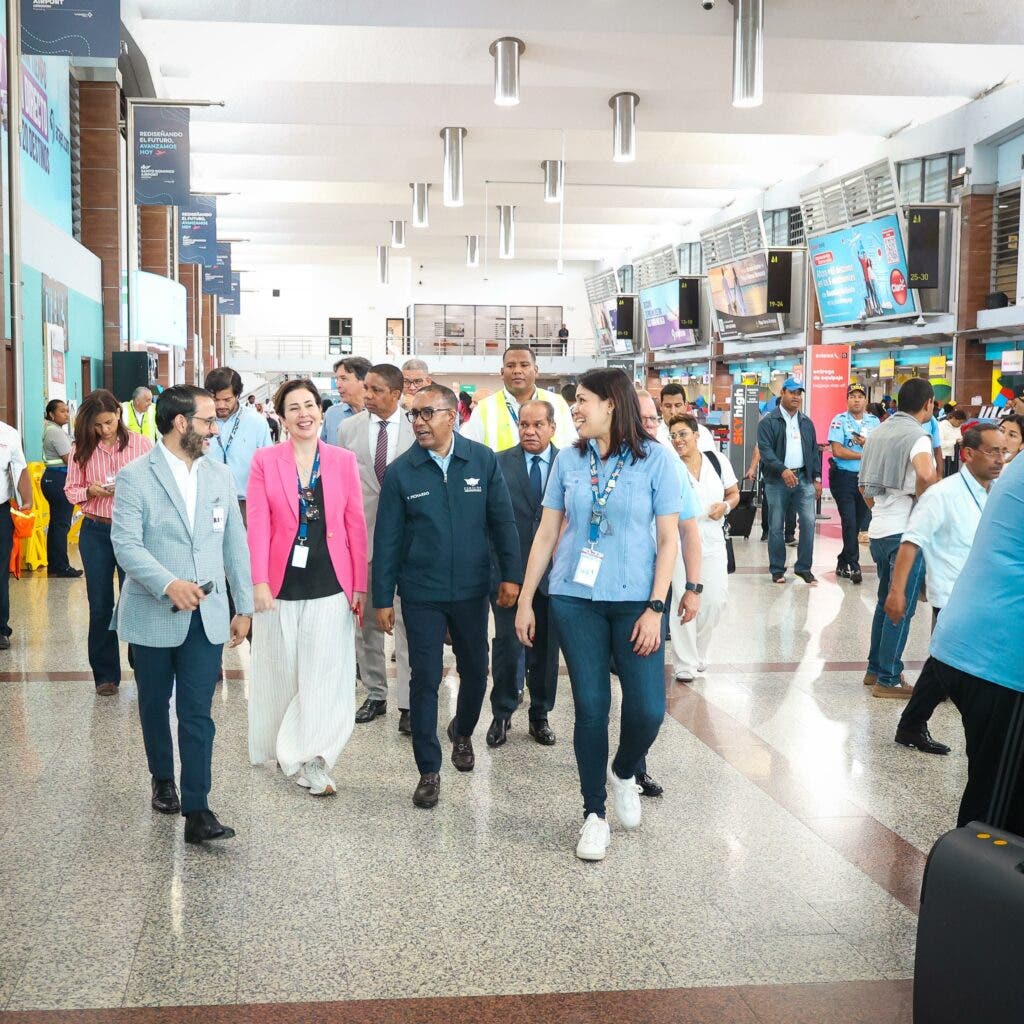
left=407, top=491, right=429, bottom=500
left=464, top=477, right=481, bottom=493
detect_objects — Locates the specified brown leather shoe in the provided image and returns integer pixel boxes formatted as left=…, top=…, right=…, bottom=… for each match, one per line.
left=872, top=681, right=914, bottom=699
left=865, top=672, right=905, bottom=688
left=447, top=718, right=475, bottom=772
left=413, top=772, right=440, bottom=808
left=95, top=682, right=118, bottom=696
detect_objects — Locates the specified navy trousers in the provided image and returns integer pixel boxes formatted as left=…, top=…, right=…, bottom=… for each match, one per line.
left=133, top=612, right=223, bottom=815
left=403, top=595, right=491, bottom=775
left=490, top=589, right=558, bottom=722
left=79, top=517, right=125, bottom=686
left=40, top=468, right=74, bottom=573
left=0, top=502, right=12, bottom=636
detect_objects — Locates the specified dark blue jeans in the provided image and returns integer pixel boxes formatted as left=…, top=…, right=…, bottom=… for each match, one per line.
left=829, top=466, right=870, bottom=571
left=764, top=471, right=816, bottom=576
left=402, top=595, right=490, bottom=775
left=868, top=534, right=926, bottom=687
left=133, top=612, right=223, bottom=815
left=551, top=596, right=665, bottom=818
left=40, top=468, right=73, bottom=573
left=0, top=502, right=12, bottom=635
left=79, top=517, right=125, bottom=686
left=490, top=590, right=558, bottom=721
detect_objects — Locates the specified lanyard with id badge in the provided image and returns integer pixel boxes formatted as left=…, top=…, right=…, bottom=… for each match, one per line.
left=292, top=448, right=321, bottom=569
left=573, top=447, right=626, bottom=588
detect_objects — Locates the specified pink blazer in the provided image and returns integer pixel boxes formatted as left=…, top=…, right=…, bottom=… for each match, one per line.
left=246, top=441, right=368, bottom=600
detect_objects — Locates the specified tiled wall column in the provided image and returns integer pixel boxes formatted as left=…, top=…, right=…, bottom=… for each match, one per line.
left=201, top=294, right=217, bottom=382
left=178, top=263, right=201, bottom=386
left=955, top=189, right=997, bottom=407
left=78, top=81, right=123, bottom=390
left=140, top=206, right=173, bottom=277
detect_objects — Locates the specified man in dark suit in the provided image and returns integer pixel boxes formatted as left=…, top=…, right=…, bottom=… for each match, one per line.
left=486, top=400, right=559, bottom=749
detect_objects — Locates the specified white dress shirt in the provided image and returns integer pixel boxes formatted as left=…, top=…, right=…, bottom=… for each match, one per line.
left=0, top=422, right=28, bottom=504
left=780, top=407, right=804, bottom=470
left=902, top=465, right=988, bottom=609
left=368, top=407, right=402, bottom=465
left=159, top=441, right=202, bottom=533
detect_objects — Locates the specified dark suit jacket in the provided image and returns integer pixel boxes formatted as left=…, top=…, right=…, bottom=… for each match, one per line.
left=493, top=443, right=557, bottom=596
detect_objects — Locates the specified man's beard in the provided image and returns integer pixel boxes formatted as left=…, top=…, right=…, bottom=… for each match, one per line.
left=182, top=428, right=207, bottom=460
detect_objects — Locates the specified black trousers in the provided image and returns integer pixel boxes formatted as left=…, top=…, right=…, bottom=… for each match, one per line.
left=0, top=502, right=12, bottom=635
left=490, top=589, right=558, bottom=721
left=923, top=657, right=1024, bottom=832
left=829, top=466, right=870, bottom=571
left=40, top=468, right=74, bottom=573
left=403, top=595, right=490, bottom=775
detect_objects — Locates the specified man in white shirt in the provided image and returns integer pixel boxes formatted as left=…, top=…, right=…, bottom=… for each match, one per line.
left=860, top=378, right=937, bottom=698
left=655, top=382, right=715, bottom=455
left=0, top=421, right=31, bottom=650
left=339, top=363, right=416, bottom=732
left=885, top=424, right=1006, bottom=753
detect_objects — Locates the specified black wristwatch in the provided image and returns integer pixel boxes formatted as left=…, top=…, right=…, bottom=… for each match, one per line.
left=685, top=582, right=704, bottom=594
left=646, top=599, right=666, bottom=613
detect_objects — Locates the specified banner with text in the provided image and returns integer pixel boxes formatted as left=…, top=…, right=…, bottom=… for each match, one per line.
left=203, top=242, right=232, bottom=297
left=21, top=0, right=120, bottom=57
left=134, top=105, right=190, bottom=205
left=808, top=345, right=851, bottom=489
left=178, top=195, right=217, bottom=266
left=217, top=272, right=241, bottom=316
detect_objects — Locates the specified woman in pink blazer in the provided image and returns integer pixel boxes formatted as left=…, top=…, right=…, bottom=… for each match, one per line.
left=245, top=378, right=368, bottom=797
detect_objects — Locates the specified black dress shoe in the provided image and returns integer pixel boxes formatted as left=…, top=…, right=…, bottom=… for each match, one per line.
left=184, top=810, right=235, bottom=844
left=0, top=635, right=9, bottom=651
left=447, top=718, right=475, bottom=772
left=486, top=717, right=510, bottom=747
left=413, top=772, right=440, bottom=809
left=836, top=566, right=851, bottom=579
left=151, top=777, right=180, bottom=815
left=355, top=698, right=387, bottom=723
left=895, top=725, right=950, bottom=756
left=850, top=569, right=863, bottom=585
left=528, top=719, right=556, bottom=746
left=48, top=567, right=84, bottom=578
left=398, top=709, right=411, bottom=735
left=636, top=771, right=664, bottom=797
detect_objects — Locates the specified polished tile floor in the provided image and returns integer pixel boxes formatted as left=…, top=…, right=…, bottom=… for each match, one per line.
left=0, top=514, right=959, bottom=1020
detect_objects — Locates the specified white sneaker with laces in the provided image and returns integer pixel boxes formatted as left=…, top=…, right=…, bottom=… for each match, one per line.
left=607, top=768, right=642, bottom=829
left=674, top=667, right=695, bottom=682
left=576, top=813, right=610, bottom=861
left=302, top=758, right=336, bottom=796
left=295, top=774, right=311, bottom=789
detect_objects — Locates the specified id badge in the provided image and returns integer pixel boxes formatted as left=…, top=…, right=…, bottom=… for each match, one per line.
left=573, top=547, right=603, bottom=587
left=212, top=506, right=225, bottom=533
left=291, top=544, right=309, bottom=569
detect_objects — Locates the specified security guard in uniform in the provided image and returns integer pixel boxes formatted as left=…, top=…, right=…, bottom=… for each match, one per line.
left=827, top=383, right=881, bottom=584
left=373, top=383, right=522, bottom=810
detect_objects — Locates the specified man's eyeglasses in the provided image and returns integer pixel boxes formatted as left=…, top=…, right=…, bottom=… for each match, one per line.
left=406, top=406, right=453, bottom=423
left=640, top=415, right=660, bottom=427
left=404, top=377, right=427, bottom=389
left=979, top=446, right=1008, bottom=459
left=189, top=415, right=218, bottom=429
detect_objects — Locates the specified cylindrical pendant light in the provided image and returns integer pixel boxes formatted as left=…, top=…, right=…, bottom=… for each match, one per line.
left=608, top=92, right=639, bottom=163
left=441, top=127, right=467, bottom=208
left=466, top=234, right=480, bottom=268
left=390, top=219, right=406, bottom=248
left=489, top=37, right=525, bottom=107
left=498, top=205, right=516, bottom=260
left=377, top=244, right=389, bottom=285
left=541, top=159, right=564, bottom=204
left=732, top=0, right=764, bottom=108
left=410, top=182, right=430, bottom=228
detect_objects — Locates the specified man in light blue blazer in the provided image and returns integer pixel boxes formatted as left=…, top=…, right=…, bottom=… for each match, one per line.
left=112, top=385, right=253, bottom=845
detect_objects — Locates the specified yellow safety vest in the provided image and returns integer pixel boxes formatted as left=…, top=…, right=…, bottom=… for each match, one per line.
left=122, top=401, right=157, bottom=441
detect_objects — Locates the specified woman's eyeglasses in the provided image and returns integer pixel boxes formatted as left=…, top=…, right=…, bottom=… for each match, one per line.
left=670, top=430, right=694, bottom=442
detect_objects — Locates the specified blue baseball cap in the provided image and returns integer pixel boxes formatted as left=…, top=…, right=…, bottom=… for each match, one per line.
left=781, top=377, right=805, bottom=393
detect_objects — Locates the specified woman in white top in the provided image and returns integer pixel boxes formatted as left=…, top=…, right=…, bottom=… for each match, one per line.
left=667, top=413, right=739, bottom=680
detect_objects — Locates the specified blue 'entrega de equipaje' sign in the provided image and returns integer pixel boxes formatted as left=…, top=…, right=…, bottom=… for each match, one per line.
left=20, top=0, right=121, bottom=58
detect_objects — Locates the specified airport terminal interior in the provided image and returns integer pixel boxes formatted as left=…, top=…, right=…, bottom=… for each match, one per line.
left=2, top=1, right=1024, bottom=1022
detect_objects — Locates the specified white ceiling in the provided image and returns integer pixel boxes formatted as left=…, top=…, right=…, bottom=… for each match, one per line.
left=127, top=0, right=1024, bottom=272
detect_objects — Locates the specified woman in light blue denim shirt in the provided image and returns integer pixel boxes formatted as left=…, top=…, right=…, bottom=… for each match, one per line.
left=515, top=368, right=694, bottom=862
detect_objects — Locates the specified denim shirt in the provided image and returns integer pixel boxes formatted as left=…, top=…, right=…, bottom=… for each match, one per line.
left=543, top=439, right=681, bottom=602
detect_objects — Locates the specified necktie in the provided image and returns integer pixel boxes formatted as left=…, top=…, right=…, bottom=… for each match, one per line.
left=529, top=455, right=543, bottom=504
left=374, top=420, right=389, bottom=485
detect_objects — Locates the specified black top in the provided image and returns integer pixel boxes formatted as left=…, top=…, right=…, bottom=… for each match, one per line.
left=277, top=478, right=343, bottom=601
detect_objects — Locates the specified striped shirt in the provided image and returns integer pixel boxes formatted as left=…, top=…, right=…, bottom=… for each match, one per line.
left=64, top=433, right=153, bottom=518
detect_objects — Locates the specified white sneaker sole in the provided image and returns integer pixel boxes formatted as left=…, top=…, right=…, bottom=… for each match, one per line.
left=296, top=775, right=311, bottom=789
left=674, top=670, right=695, bottom=682
left=576, top=843, right=607, bottom=862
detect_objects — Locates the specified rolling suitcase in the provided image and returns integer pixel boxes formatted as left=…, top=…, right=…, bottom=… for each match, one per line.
left=726, top=479, right=757, bottom=539
left=913, top=693, right=1024, bottom=1023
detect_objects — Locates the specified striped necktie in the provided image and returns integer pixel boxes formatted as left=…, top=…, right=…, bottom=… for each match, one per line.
left=374, top=419, right=389, bottom=485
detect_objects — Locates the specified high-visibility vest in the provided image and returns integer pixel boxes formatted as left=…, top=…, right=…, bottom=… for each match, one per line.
left=122, top=401, right=157, bottom=441
left=474, top=388, right=576, bottom=452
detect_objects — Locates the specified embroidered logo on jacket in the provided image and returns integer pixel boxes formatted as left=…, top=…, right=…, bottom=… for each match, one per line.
left=464, top=477, right=481, bottom=493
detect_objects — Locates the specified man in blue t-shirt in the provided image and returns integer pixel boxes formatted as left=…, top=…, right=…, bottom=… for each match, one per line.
left=920, top=452, right=1024, bottom=831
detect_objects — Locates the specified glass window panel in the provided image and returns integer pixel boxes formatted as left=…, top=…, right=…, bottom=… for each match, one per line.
left=923, top=155, right=949, bottom=202
left=898, top=160, right=923, bottom=203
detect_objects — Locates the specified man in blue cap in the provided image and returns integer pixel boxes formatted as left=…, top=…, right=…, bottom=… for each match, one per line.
left=756, top=378, right=822, bottom=584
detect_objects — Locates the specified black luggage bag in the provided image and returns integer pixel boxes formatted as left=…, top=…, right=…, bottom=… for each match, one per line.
left=726, top=479, right=757, bottom=539
left=914, top=694, right=1024, bottom=1022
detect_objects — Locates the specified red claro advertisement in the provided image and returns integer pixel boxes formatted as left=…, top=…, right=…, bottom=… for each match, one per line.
left=890, top=268, right=909, bottom=306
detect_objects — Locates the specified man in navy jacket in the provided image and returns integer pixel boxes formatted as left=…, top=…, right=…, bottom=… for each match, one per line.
left=373, top=384, right=521, bottom=809
left=756, top=378, right=823, bottom=584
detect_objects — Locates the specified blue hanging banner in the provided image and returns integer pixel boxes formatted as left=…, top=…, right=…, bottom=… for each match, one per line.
left=218, top=272, right=241, bottom=316
left=203, top=242, right=232, bottom=297
left=134, top=105, right=191, bottom=206
left=21, top=0, right=121, bottom=58
left=179, top=196, right=217, bottom=267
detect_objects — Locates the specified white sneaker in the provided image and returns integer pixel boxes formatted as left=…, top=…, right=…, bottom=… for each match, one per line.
left=696, top=661, right=708, bottom=674
left=607, top=768, right=642, bottom=830
left=674, top=667, right=695, bottom=682
left=576, top=813, right=610, bottom=861
left=295, top=774, right=311, bottom=789
left=302, top=758, right=336, bottom=797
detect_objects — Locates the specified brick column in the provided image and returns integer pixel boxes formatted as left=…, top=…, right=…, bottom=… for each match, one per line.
left=140, top=206, right=173, bottom=277
left=955, top=190, right=996, bottom=410
left=78, top=81, right=123, bottom=389
left=178, top=263, right=201, bottom=386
